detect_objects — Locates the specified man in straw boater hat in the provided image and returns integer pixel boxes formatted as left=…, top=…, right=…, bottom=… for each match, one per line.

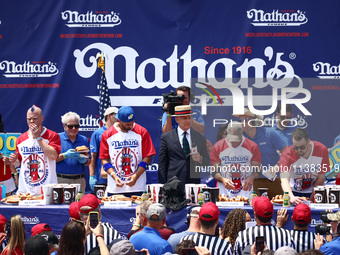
left=158, top=105, right=210, bottom=185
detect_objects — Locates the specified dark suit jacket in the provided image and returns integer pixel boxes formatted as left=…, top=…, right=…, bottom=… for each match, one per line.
left=158, top=128, right=210, bottom=185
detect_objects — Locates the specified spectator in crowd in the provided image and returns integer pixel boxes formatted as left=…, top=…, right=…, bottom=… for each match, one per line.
left=280, top=128, right=329, bottom=205
left=109, top=239, right=147, bottom=255
left=270, top=104, right=297, bottom=147
left=299, top=250, right=324, bottom=255
left=289, top=204, right=318, bottom=252
left=211, top=122, right=261, bottom=199
left=130, top=203, right=172, bottom=255
left=100, top=106, right=156, bottom=196
left=162, top=86, right=205, bottom=134
left=78, top=194, right=121, bottom=254
left=234, top=196, right=293, bottom=254
left=0, top=116, right=17, bottom=196
left=174, top=239, right=197, bottom=254
left=31, top=223, right=52, bottom=236
left=56, top=111, right=91, bottom=194
left=274, top=246, right=296, bottom=255
left=89, top=107, right=118, bottom=190
left=0, top=214, right=7, bottom=253
left=24, top=235, right=49, bottom=255
left=220, top=208, right=252, bottom=248
left=58, top=220, right=85, bottom=255
left=216, top=123, right=228, bottom=142
left=128, top=200, right=175, bottom=240
left=168, top=206, right=202, bottom=252
left=6, top=105, right=61, bottom=195
left=2, top=215, right=26, bottom=255
left=68, top=201, right=80, bottom=220
left=235, top=108, right=287, bottom=199
left=158, top=105, right=210, bottom=185
left=30, top=223, right=59, bottom=255
left=181, top=202, right=233, bottom=255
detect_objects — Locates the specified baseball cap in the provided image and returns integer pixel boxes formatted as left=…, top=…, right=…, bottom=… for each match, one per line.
left=116, top=106, right=135, bottom=123
left=109, top=240, right=135, bottom=255
left=0, top=214, right=7, bottom=232
left=38, top=231, right=59, bottom=246
left=199, top=202, right=220, bottom=221
left=274, top=246, right=297, bottom=255
left=146, top=203, right=166, bottom=221
left=104, top=107, right=119, bottom=117
left=226, top=122, right=243, bottom=142
left=25, top=235, right=49, bottom=255
left=327, top=210, right=340, bottom=222
left=292, top=203, right=311, bottom=224
left=31, top=223, right=52, bottom=236
left=252, top=196, right=273, bottom=218
left=69, top=201, right=80, bottom=220
left=79, top=194, right=101, bottom=214
left=189, top=206, right=201, bottom=218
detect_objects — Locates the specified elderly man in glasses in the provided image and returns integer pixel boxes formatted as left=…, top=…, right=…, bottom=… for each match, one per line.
left=5, top=105, right=61, bottom=195
left=56, top=111, right=91, bottom=193
left=279, top=128, right=330, bottom=205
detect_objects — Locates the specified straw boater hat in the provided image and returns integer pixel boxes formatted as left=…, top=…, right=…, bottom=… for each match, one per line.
left=232, top=107, right=263, bottom=120
left=172, top=105, right=196, bottom=117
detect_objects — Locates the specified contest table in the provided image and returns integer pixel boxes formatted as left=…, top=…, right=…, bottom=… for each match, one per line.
left=0, top=204, right=326, bottom=238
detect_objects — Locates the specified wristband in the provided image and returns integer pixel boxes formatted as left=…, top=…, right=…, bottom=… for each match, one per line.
left=133, top=223, right=141, bottom=227
left=63, top=154, right=66, bottom=159
left=103, top=163, right=113, bottom=172
left=167, top=113, right=172, bottom=117
left=110, top=172, right=115, bottom=178
left=138, top=161, right=148, bottom=170
left=36, top=137, right=42, bottom=141
left=95, top=234, right=104, bottom=238
left=13, top=172, right=18, bottom=176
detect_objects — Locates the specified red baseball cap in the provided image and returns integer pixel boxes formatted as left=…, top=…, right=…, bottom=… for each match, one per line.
left=199, top=202, right=220, bottom=221
left=252, top=196, right=273, bottom=218
left=78, top=194, right=101, bottom=213
left=292, top=203, right=311, bottom=224
left=69, top=201, right=80, bottom=220
left=0, top=214, right=7, bottom=233
left=31, top=223, right=52, bottom=236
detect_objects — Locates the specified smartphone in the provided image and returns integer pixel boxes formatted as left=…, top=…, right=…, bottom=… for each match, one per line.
left=89, top=211, right=99, bottom=228
left=181, top=248, right=199, bottom=255
left=135, top=251, right=147, bottom=255
left=255, top=236, right=265, bottom=253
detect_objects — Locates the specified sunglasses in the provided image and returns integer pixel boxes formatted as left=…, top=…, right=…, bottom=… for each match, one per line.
left=293, top=144, right=307, bottom=151
left=65, top=124, right=80, bottom=129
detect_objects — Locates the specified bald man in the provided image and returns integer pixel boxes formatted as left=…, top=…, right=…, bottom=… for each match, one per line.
left=6, top=105, right=61, bottom=195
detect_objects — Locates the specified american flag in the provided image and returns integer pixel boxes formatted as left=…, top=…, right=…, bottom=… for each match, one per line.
left=98, top=69, right=111, bottom=122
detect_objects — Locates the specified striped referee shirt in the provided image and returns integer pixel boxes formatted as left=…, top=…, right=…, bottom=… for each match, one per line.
left=290, top=229, right=317, bottom=253
left=85, top=222, right=121, bottom=254
left=181, top=232, right=233, bottom=255
left=234, top=225, right=293, bottom=255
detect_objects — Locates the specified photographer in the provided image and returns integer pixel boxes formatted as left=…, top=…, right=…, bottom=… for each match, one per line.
left=162, top=86, right=205, bottom=134
left=318, top=211, right=340, bottom=254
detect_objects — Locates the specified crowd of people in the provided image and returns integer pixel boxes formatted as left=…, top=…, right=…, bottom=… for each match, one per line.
left=0, top=85, right=340, bottom=254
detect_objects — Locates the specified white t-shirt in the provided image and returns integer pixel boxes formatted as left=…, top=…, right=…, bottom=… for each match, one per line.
left=210, top=137, right=261, bottom=198
left=15, top=128, right=61, bottom=195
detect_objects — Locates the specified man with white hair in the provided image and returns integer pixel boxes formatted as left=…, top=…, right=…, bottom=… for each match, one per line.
left=56, top=111, right=91, bottom=193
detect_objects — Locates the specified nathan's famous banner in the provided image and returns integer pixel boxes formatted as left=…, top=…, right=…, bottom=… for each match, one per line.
left=1, top=0, right=340, bottom=183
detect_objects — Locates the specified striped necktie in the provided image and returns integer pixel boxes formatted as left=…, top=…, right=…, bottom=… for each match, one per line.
left=183, top=131, right=190, bottom=157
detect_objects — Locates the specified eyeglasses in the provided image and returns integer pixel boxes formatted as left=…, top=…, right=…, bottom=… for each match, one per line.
left=293, top=144, right=307, bottom=151
left=65, top=124, right=80, bottom=129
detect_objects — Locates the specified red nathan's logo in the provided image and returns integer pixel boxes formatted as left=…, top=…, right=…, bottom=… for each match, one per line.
left=247, top=9, right=308, bottom=26
left=61, top=10, right=121, bottom=27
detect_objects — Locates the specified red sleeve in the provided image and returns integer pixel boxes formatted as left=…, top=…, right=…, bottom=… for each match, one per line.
left=99, top=130, right=110, bottom=160
left=279, top=147, right=293, bottom=173
left=46, top=131, right=61, bottom=155
left=210, top=140, right=223, bottom=165
left=141, top=128, right=156, bottom=158
left=250, top=141, right=261, bottom=163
